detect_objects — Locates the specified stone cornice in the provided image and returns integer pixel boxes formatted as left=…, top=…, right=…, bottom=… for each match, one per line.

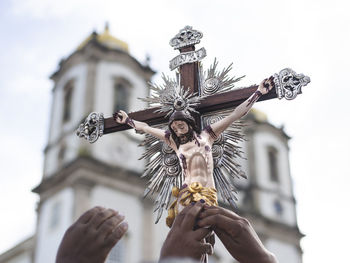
left=0, top=236, right=34, bottom=262
left=248, top=183, right=297, bottom=203
left=32, top=156, right=145, bottom=199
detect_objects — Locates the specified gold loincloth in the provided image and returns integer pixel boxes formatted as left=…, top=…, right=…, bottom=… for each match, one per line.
left=166, top=182, right=218, bottom=228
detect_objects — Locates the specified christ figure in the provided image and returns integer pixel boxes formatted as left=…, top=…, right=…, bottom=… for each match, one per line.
left=114, top=77, right=274, bottom=227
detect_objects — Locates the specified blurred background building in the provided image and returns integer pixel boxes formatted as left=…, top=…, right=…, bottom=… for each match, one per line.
left=0, top=25, right=303, bottom=263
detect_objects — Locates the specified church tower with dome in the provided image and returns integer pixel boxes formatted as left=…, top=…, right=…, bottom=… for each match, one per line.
left=0, top=25, right=303, bottom=263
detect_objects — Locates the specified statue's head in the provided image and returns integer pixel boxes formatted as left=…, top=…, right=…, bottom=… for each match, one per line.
left=168, top=110, right=200, bottom=148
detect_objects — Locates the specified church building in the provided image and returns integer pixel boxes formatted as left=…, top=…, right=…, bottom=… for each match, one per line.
left=0, top=25, right=304, bottom=263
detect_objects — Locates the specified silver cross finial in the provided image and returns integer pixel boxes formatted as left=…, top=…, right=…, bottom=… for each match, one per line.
left=169, top=26, right=203, bottom=50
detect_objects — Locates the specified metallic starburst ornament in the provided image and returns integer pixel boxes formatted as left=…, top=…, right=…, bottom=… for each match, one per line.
left=139, top=74, right=205, bottom=223
left=201, top=58, right=245, bottom=96
left=202, top=111, right=246, bottom=208
left=140, top=74, right=203, bottom=118
left=139, top=59, right=248, bottom=222
left=200, top=60, right=247, bottom=208
left=139, top=127, right=182, bottom=223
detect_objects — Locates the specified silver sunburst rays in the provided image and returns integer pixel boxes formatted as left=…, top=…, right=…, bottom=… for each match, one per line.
left=141, top=59, right=244, bottom=115
left=138, top=60, right=247, bottom=222
left=201, top=58, right=245, bottom=96
left=140, top=74, right=202, bottom=118
left=139, top=129, right=182, bottom=224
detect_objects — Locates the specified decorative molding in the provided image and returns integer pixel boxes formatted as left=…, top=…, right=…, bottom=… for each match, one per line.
left=0, top=236, right=34, bottom=262
left=169, top=47, right=206, bottom=70
left=274, top=68, right=311, bottom=100
left=76, top=112, right=104, bottom=143
left=169, top=26, right=203, bottom=50
left=33, top=156, right=144, bottom=196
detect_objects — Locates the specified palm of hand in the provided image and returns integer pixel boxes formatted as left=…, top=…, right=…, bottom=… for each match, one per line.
left=258, top=76, right=275, bottom=95
left=113, top=110, right=128, bottom=124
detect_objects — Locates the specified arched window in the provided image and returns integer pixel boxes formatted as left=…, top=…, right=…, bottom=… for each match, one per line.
left=273, top=199, right=284, bottom=216
left=113, top=78, right=131, bottom=113
left=267, top=146, right=279, bottom=183
left=58, top=144, right=66, bottom=167
left=63, top=80, right=74, bottom=123
left=49, top=201, right=61, bottom=230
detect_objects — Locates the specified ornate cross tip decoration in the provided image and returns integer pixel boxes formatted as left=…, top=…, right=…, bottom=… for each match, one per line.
left=273, top=68, right=311, bottom=100
left=169, top=25, right=203, bottom=50
left=76, top=112, right=104, bottom=143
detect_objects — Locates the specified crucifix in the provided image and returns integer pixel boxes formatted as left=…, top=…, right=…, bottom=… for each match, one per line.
left=77, top=25, right=310, bottom=228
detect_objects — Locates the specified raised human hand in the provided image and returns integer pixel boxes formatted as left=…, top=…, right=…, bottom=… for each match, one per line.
left=56, top=206, right=128, bottom=263
left=113, top=110, right=128, bottom=124
left=160, top=202, right=213, bottom=261
left=198, top=206, right=277, bottom=263
left=258, top=76, right=275, bottom=95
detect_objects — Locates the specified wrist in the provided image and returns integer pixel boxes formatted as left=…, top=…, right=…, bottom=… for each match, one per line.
left=126, top=117, right=136, bottom=129
left=255, top=89, right=263, bottom=96
left=247, top=90, right=263, bottom=107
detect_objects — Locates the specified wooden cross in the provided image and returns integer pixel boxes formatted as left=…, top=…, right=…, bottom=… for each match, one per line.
left=77, top=26, right=310, bottom=143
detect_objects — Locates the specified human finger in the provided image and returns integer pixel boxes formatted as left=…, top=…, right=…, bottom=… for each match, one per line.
left=113, top=112, right=119, bottom=120
left=266, top=77, right=274, bottom=89
left=78, top=206, right=104, bottom=224
left=172, top=203, right=194, bottom=228
left=193, top=227, right=211, bottom=241
left=89, top=208, right=117, bottom=229
left=270, top=78, right=276, bottom=88
left=99, top=213, right=125, bottom=239
left=197, top=214, right=242, bottom=237
left=200, top=206, right=241, bottom=221
left=181, top=201, right=205, bottom=231
left=263, top=79, right=270, bottom=89
left=104, top=222, right=128, bottom=247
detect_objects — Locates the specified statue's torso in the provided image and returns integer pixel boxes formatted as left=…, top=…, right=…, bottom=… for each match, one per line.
left=175, top=131, right=215, bottom=188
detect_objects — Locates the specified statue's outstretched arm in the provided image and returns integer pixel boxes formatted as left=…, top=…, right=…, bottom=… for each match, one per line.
left=210, top=77, right=275, bottom=139
left=114, top=110, right=176, bottom=149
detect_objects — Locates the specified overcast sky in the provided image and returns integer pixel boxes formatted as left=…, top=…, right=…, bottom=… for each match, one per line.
left=0, top=0, right=349, bottom=262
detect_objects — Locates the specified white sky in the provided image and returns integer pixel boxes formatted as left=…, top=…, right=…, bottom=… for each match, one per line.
left=0, top=0, right=349, bottom=262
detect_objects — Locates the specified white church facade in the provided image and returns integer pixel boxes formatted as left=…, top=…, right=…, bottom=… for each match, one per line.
left=0, top=26, right=303, bottom=263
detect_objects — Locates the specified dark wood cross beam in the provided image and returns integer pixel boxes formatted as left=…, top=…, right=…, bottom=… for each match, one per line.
left=77, top=26, right=309, bottom=142
left=103, top=85, right=276, bottom=134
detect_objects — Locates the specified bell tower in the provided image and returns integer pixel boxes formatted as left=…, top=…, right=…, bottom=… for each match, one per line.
left=32, top=25, right=155, bottom=263
left=44, top=24, right=154, bottom=177
left=237, top=110, right=303, bottom=263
